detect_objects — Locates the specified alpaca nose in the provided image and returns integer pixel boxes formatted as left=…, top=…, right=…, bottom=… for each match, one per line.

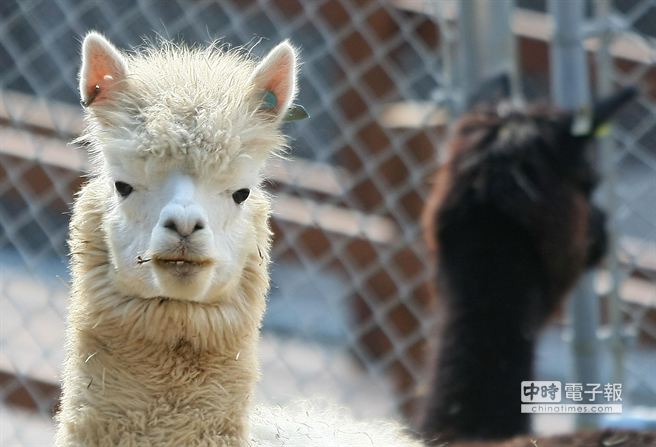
left=160, top=204, right=207, bottom=238
left=163, top=218, right=204, bottom=237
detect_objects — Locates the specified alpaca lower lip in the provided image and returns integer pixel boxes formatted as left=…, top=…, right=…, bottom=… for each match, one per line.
left=153, top=258, right=212, bottom=276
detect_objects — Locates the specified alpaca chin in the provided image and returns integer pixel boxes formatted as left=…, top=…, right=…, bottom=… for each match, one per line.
left=152, top=261, right=214, bottom=302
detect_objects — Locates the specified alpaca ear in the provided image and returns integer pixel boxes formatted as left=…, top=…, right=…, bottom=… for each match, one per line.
left=590, top=86, right=638, bottom=132
left=562, top=86, right=638, bottom=138
left=79, top=32, right=128, bottom=107
left=252, top=41, right=299, bottom=121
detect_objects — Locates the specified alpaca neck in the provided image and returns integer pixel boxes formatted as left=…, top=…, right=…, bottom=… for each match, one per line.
left=422, top=288, right=536, bottom=441
left=58, top=286, right=264, bottom=446
left=422, top=205, right=552, bottom=442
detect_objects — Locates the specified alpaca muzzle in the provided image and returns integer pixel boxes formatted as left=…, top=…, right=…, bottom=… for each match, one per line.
left=153, top=258, right=210, bottom=277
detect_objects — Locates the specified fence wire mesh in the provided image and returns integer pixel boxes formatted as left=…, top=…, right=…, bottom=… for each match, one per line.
left=0, top=1, right=654, bottom=445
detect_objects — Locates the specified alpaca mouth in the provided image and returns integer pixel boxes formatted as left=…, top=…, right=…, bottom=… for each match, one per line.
left=152, top=257, right=213, bottom=276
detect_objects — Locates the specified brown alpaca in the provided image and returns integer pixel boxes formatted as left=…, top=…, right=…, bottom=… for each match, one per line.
left=419, top=89, right=645, bottom=444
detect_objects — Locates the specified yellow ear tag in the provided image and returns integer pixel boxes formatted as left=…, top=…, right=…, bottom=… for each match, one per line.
left=594, top=122, right=612, bottom=138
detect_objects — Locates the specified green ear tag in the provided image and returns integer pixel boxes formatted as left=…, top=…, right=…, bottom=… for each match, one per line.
left=261, top=90, right=309, bottom=122
left=262, top=90, right=277, bottom=110
left=284, top=104, right=310, bottom=122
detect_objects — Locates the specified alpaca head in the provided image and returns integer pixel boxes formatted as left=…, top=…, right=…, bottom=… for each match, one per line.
left=428, top=89, right=636, bottom=296
left=78, top=32, right=298, bottom=303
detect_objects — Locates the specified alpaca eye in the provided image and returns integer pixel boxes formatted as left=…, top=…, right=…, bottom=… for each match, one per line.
left=232, top=188, right=250, bottom=204
left=114, top=181, right=133, bottom=198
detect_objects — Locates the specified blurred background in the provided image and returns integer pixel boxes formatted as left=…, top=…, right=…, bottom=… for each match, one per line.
left=0, top=0, right=654, bottom=445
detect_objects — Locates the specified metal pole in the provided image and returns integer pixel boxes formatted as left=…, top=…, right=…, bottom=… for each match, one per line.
left=595, top=0, right=625, bottom=389
left=550, top=0, right=591, bottom=107
left=549, top=0, right=600, bottom=430
left=476, top=0, right=521, bottom=103
left=431, top=1, right=459, bottom=117
left=456, top=0, right=520, bottom=111
left=456, top=0, right=482, bottom=112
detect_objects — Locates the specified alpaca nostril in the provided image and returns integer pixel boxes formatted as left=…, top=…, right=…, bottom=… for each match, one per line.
left=193, top=222, right=204, bottom=232
left=163, top=219, right=178, bottom=234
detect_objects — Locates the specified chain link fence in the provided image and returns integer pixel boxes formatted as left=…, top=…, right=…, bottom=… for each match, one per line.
left=0, top=1, right=654, bottom=445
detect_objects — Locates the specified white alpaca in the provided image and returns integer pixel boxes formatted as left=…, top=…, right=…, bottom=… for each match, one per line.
left=55, top=32, right=422, bottom=447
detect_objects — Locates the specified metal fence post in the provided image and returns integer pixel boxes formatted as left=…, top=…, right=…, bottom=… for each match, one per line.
left=594, top=0, right=625, bottom=389
left=456, top=0, right=520, bottom=111
left=549, top=0, right=600, bottom=429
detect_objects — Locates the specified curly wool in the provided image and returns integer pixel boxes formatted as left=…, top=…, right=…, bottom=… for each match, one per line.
left=249, top=402, right=423, bottom=447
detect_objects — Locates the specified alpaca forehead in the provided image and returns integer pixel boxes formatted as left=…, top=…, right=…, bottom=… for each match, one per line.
left=99, top=112, right=275, bottom=183
left=128, top=102, right=282, bottom=171
left=127, top=46, right=269, bottom=158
